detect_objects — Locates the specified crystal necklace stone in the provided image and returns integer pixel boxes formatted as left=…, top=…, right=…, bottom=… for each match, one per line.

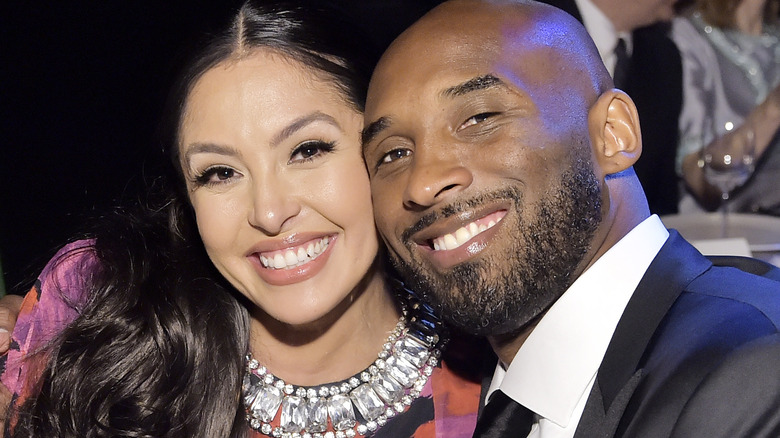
left=371, top=372, right=404, bottom=404
left=250, top=384, right=283, bottom=422
left=350, top=383, right=386, bottom=420
left=328, top=394, right=357, bottom=430
left=307, top=397, right=328, bottom=433
left=280, top=396, right=306, bottom=433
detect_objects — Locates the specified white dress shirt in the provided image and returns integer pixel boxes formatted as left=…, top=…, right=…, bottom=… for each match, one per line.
left=486, top=215, right=669, bottom=438
left=574, top=0, right=632, bottom=78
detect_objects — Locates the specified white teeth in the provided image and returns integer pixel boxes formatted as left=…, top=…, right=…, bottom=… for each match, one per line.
left=259, top=237, right=331, bottom=270
left=444, top=234, right=458, bottom=249
left=455, top=227, right=471, bottom=245
left=273, top=253, right=286, bottom=269
left=284, top=250, right=297, bottom=266
left=432, top=215, right=504, bottom=251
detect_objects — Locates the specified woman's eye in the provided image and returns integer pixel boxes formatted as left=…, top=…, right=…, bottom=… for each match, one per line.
left=290, top=140, right=336, bottom=163
left=194, top=166, right=238, bottom=186
left=459, top=112, right=499, bottom=130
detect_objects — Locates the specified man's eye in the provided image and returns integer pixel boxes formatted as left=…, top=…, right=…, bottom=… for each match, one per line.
left=458, top=112, right=500, bottom=130
left=378, top=148, right=412, bottom=166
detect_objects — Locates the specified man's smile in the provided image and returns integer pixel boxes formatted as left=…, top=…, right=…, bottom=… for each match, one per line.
left=430, top=210, right=506, bottom=251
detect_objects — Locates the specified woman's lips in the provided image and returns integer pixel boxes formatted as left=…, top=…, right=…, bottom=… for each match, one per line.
left=248, top=235, right=336, bottom=286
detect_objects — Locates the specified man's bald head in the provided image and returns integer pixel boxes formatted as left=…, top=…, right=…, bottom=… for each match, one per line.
left=367, top=0, right=613, bottom=131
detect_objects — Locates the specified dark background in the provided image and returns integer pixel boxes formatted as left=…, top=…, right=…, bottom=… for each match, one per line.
left=0, top=1, right=443, bottom=294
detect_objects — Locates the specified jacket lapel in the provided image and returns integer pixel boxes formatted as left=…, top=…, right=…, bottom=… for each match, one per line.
left=574, top=231, right=711, bottom=437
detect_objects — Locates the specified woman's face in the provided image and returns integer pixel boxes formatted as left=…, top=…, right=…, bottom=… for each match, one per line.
left=179, top=51, right=379, bottom=326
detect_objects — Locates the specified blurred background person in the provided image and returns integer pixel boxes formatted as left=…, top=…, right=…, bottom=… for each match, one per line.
left=540, top=0, right=683, bottom=215
left=673, top=0, right=780, bottom=215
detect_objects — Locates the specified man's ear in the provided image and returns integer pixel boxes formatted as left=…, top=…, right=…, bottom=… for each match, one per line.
left=587, top=89, right=641, bottom=175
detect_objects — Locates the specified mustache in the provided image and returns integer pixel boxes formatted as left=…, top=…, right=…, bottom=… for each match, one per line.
left=400, top=187, right=523, bottom=245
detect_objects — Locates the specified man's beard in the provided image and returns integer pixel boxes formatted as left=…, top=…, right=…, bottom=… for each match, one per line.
left=390, top=156, right=602, bottom=336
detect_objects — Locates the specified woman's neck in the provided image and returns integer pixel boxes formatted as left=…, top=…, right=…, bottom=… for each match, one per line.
left=734, top=0, right=766, bottom=36
left=247, top=269, right=400, bottom=386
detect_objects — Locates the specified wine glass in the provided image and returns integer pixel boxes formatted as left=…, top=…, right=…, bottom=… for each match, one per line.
left=701, top=123, right=756, bottom=237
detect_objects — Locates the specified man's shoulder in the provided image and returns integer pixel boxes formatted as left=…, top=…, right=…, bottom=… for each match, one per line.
left=685, top=261, right=780, bottom=325
left=615, top=270, right=780, bottom=437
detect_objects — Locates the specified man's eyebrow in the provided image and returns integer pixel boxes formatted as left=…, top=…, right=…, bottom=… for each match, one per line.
left=442, top=74, right=504, bottom=98
left=271, top=111, right=339, bottom=147
left=361, top=116, right=391, bottom=148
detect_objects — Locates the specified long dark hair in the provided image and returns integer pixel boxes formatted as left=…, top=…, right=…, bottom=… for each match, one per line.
left=9, top=1, right=378, bottom=436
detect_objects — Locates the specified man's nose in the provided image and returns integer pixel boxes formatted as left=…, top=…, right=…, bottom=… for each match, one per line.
left=403, top=142, right=473, bottom=210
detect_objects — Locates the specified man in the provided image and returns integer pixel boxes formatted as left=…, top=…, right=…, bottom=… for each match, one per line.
left=362, top=1, right=780, bottom=436
left=540, top=0, right=683, bottom=216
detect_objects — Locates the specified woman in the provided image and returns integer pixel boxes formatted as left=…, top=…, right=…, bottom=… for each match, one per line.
left=673, top=0, right=780, bottom=214
left=0, top=1, right=482, bottom=436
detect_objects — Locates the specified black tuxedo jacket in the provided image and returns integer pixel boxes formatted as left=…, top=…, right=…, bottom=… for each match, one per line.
left=539, top=0, right=683, bottom=216
left=570, top=231, right=780, bottom=437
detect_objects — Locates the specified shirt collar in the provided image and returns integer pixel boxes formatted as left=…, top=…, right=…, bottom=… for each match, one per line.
left=487, top=215, right=669, bottom=427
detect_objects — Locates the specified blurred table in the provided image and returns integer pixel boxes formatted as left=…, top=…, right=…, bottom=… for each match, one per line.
left=660, top=213, right=780, bottom=267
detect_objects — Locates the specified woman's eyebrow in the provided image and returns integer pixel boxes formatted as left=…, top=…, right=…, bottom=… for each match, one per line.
left=270, top=111, right=339, bottom=147
left=183, top=142, right=241, bottom=165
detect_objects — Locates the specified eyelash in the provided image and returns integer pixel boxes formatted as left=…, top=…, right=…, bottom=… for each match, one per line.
left=289, top=140, right=336, bottom=163
left=192, top=166, right=237, bottom=187
left=459, top=112, right=501, bottom=130
left=376, top=148, right=412, bottom=170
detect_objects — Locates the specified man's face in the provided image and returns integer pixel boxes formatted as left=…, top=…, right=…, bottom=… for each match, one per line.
left=363, top=2, right=604, bottom=336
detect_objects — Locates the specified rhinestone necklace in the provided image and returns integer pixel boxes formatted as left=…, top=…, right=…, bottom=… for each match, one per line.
left=242, top=300, right=446, bottom=438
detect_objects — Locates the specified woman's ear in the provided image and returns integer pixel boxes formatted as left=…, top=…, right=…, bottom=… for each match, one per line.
left=587, top=89, right=641, bottom=175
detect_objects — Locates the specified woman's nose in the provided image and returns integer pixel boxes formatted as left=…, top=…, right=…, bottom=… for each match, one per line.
left=247, top=177, right=301, bottom=235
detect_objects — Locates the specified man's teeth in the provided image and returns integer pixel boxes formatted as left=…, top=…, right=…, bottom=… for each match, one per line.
left=259, top=236, right=330, bottom=270
left=432, top=217, right=502, bottom=251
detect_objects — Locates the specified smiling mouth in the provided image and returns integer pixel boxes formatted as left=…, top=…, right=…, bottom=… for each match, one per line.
left=258, top=236, right=331, bottom=270
left=430, top=211, right=506, bottom=251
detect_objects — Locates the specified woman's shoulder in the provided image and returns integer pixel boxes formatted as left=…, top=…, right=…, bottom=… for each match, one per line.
left=39, top=239, right=99, bottom=292
left=0, top=240, right=99, bottom=405
left=14, top=239, right=98, bottom=343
